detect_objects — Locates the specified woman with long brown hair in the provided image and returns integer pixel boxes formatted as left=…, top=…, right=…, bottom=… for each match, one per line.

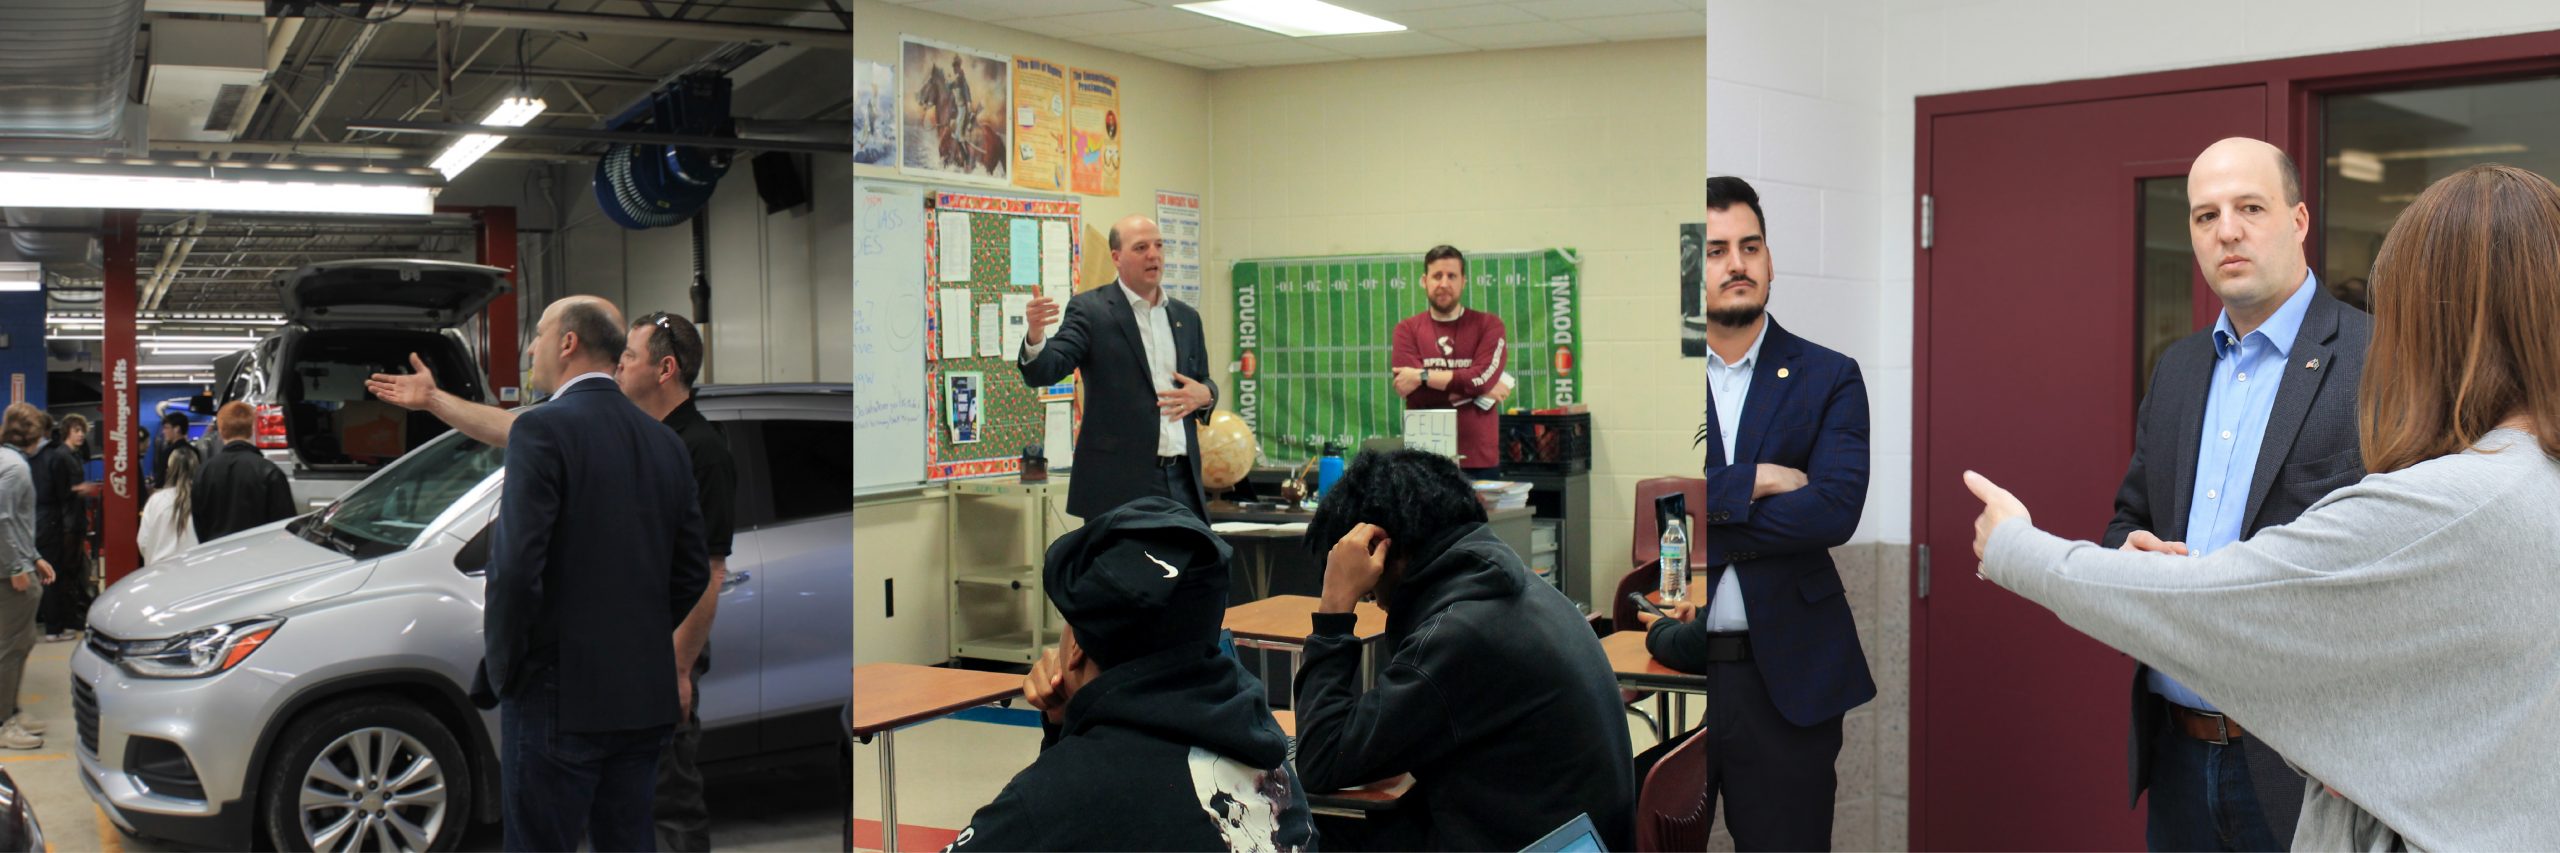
left=1962, top=163, right=2560, bottom=848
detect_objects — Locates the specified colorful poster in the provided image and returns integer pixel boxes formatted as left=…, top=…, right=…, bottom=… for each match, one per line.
left=1068, top=67, right=1121, bottom=197
left=1010, top=56, right=1069, bottom=193
left=1156, top=190, right=1202, bottom=306
left=900, top=36, right=1010, bottom=185
left=945, top=372, right=985, bottom=444
left=1680, top=222, right=1707, bottom=357
left=1228, top=250, right=1583, bottom=464
left=853, top=60, right=896, bottom=166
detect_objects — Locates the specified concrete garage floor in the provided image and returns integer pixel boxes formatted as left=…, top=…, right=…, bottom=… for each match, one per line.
left=8, top=638, right=846, bottom=852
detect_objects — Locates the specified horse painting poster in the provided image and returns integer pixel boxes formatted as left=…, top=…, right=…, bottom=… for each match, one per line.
left=900, top=36, right=1011, bottom=185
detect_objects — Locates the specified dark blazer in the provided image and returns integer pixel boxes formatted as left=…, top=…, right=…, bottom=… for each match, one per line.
left=1671, top=318, right=1875, bottom=727
left=472, top=379, right=710, bottom=733
left=1018, top=281, right=1217, bottom=518
left=2101, top=288, right=2371, bottom=823
left=191, top=441, right=297, bottom=542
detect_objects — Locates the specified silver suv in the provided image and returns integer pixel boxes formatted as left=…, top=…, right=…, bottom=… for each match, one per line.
left=211, top=259, right=511, bottom=513
left=73, top=385, right=851, bottom=851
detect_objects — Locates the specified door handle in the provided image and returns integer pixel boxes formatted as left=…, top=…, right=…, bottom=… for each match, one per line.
left=721, top=570, right=752, bottom=592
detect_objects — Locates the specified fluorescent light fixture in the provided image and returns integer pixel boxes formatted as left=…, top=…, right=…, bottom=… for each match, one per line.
left=139, top=363, right=215, bottom=371
left=1176, top=0, right=1404, bottom=36
left=51, top=335, right=101, bottom=341
left=0, top=158, right=438, bottom=216
left=141, top=335, right=259, bottom=344
left=430, top=96, right=547, bottom=180
left=0, top=262, right=36, bottom=292
left=2337, top=149, right=2383, bottom=183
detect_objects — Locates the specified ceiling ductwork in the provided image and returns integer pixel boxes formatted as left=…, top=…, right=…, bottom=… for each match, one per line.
left=0, top=0, right=148, bottom=140
left=0, top=0, right=151, bottom=286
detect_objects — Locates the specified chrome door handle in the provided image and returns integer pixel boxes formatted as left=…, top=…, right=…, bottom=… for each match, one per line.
left=720, top=570, right=752, bottom=591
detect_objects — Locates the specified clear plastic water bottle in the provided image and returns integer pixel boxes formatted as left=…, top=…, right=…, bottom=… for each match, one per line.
left=1659, top=518, right=1689, bottom=601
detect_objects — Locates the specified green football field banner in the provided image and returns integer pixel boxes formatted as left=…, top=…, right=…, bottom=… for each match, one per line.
left=1229, top=249, right=1582, bottom=464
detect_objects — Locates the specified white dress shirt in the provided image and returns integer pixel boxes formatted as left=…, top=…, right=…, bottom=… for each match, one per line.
left=1024, top=282, right=1189, bottom=458
left=1703, top=321, right=1768, bottom=632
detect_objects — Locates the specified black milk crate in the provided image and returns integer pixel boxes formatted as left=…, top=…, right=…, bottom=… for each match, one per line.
left=1499, top=412, right=1591, bottom=473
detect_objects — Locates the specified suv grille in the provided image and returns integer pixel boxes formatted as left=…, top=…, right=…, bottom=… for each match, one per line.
left=72, top=677, right=97, bottom=756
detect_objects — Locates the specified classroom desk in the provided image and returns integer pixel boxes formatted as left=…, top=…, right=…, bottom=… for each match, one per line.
left=1272, top=710, right=1415, bottom=818
left=1602, top=630, right=1712, bottom=739
left=851, top=663, right=1023, bottom=852
left=1209, top=502, right=1535, bottom=601
left=1225, top=595, right=1389, bottom=691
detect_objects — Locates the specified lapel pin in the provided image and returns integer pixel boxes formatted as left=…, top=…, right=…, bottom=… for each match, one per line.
left=2305, top=358, right=2319, bottom=370
left=1777, top=367, right=1791, bottom=379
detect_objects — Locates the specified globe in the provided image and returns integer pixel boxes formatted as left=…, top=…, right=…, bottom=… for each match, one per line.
left=1197, top=409, right=1260, bottom=491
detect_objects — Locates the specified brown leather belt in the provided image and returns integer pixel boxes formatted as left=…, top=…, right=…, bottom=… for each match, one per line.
left=2168, top=703, right=2248, bottom=745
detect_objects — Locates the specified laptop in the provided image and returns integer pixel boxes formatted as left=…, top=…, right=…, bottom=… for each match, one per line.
left=1519, top=813, right=1606, bottom=852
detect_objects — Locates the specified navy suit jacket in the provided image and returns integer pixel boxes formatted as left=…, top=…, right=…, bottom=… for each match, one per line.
left=2101, top=288, right=2368, bottom=825
left=473, top=378, right=710, bottom=733
left=1666, top=319, right=1875, bottom=726
left=1018, top=282, right=1216, bottom=518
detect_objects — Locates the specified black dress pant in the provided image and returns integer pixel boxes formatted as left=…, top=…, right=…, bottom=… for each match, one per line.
left=1634, top=656, right=1844, bottom=852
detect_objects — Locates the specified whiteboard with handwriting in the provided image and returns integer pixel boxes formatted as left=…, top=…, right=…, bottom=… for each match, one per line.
left=854, top=179, right=929, bottom=496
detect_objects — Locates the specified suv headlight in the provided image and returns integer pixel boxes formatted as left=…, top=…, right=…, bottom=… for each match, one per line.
left=115, top=618, right=284, bottom=679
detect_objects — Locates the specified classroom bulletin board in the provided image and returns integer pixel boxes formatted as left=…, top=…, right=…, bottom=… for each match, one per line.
left=925, top=189, right=1083, bottom=481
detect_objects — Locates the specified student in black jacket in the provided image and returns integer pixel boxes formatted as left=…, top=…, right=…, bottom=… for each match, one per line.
left=29, top=415, right=87, bottom=641
left=946, top=497, right=1313, bottom=852
left=1295, top=450, right=1635, bottom=851
left=191, top=402, right=298, bottom=542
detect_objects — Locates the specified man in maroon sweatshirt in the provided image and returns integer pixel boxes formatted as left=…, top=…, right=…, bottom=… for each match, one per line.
left=1392, top=245, right=1512, bottom=478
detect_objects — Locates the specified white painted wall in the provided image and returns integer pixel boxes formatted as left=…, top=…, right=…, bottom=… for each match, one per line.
left=1712, top=0, right=2560, bottom=547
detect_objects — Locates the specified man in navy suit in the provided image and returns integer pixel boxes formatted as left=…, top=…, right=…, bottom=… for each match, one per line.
left=1020, top=215, right=1218, bottom=520
left=476, top=295, right=710, bottom=852
left=1640, top=176, right=1874, bottom=851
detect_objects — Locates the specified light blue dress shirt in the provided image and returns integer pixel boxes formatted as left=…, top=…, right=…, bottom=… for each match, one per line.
left=1703, top=321, right=1767, bottom=632
left=2152, top=273, right=2318, bottom=711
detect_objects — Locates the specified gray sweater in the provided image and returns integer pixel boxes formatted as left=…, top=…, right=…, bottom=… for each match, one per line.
left=1984, top=429, right=2560, bottom=851
left=0, top=447, right=35, bottom=577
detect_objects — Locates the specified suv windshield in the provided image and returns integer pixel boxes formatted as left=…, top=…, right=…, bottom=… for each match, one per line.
left=295, top=430, right=503, bottom=559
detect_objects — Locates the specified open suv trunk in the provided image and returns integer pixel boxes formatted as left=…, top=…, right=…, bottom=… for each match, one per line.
left=270, top=259, right=506, bottom=485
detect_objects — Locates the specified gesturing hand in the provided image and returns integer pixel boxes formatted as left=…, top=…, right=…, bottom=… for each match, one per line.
left=365, top=353, right=441, bottom=411
left=1158, top=373, right=1212, bottom=420
left=1024, top=297, right=1060, bottom=345
left=1963, top=470, right=2032, bottom=563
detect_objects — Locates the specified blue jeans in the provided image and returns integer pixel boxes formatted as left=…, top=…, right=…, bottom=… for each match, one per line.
left=2146, top=723, right=2281, bottom=852
left=501, top=668, right=677, bottom=852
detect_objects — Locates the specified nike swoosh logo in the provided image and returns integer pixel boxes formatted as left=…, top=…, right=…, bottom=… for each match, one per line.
left=1146, top=551, right=1179, bottom=579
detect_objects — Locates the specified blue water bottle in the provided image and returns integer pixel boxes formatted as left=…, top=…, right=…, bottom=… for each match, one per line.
left=1316, top=442, right=1346, bottom=497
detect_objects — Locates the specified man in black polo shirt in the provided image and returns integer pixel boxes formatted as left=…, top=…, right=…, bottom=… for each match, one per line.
left=365, top=308, right=739, bottom=851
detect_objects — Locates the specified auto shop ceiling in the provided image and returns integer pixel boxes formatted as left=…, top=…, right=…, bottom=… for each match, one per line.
left=0, top=0, right=851, bottom=328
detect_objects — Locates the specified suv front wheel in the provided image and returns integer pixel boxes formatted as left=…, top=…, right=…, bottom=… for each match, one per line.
left=259, top=695, right=472, bottom=852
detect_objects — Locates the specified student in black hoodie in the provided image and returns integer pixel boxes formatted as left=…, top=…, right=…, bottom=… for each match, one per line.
left=945, top=496, right=1314, bottom=852
left=1294, top=450, right=1635, bottom=851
